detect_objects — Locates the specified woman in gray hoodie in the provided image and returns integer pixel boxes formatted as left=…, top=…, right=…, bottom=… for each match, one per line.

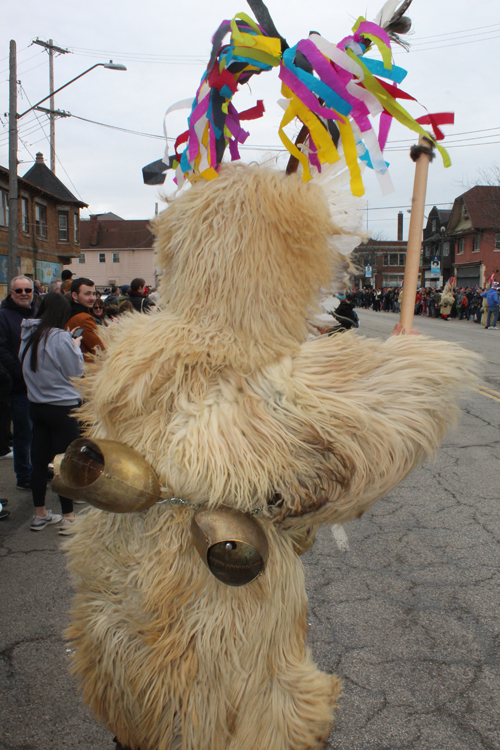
left=20, top=292, right=84, bottom=533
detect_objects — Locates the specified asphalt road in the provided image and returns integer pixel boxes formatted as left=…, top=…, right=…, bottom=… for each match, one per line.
left=0, top=310, right=498, bottom=750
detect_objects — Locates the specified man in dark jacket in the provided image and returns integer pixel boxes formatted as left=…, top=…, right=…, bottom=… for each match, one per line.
left=127, top=278, right=152, bottom=313
left=0, top=276, right=36, bottom=488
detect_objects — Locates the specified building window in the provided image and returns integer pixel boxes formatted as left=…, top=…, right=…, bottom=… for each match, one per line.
left=425, top=246, right=431, bottom=258
left=35, top=204, right=47, bottom=238
left=99, top=253, right=106, bottom=263
left=112, top=252, right=120, bottom=263
left=22, top=198, right=29, bottom=233
left=0, top=188, right=8, bottom=227
left=389, top=253, right=398, bottom=266
left=457, top=238, right=464, bottom=254
left=472, top=234, right=481, bottom=252
left=78, top=253, right=85, bottom=264
left=431, top=219, right=437, bottom=232
left=382, top=273, right=404, bottom=287
left=59, top=212, right=69, bottom=241
left=399, top=254, right=406, bottom=266
left=74, top=213, right=79, bottom=244
left=443, top=242, right=450, bottom=256
left=495, top=234, right=500, bottom=251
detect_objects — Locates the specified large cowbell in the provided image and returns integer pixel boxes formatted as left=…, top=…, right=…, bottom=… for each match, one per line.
left=191, top=505, right=269, bottom=587
left=52, top=438, right=161, bottom=513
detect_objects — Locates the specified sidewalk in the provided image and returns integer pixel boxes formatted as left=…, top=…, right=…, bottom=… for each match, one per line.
left=0, top=458, right=112, bottom=750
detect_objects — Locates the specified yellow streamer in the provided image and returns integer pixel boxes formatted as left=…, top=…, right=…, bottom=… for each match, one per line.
left=361, top=33, right=392, bottom=70
left=336, top=116, right=365, bottom=197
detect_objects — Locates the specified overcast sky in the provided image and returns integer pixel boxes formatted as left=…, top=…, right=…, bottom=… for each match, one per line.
left=1, top=0, right=499, bottom=240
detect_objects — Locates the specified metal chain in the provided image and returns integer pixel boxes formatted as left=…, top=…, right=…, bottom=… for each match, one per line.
left=157, top=490, right=266, bottom=516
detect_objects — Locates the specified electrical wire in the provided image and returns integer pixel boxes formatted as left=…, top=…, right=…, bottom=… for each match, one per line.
left=0, top=48, right=45, bottom=76
left=17, top=84, right=84, bottom=201
left=394, top=32, right=500, bottom=54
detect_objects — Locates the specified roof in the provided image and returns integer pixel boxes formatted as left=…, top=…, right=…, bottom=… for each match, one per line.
left=21, top=154, right=87, bottom=208
left=448, top=185, right=500, bottom=231
left=97, top=212, right=124, bottom=221
left=0, top=163, right=87, bottom=209
left=81, top=219, right=154, bottom=250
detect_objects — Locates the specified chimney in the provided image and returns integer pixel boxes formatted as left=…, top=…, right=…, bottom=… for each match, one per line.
left=397, top=211, right=403, bottom=241
left=35, top=152, right=45, bottom=164
left=89, top=214, right=100, bottom=246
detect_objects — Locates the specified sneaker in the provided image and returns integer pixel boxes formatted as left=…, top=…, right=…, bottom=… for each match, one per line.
left=58, top=517, right=77, bottom=535
left=0, top=499, right=8, bottom=507
left=30, top=510, right=63, bottom=531
left=0, top=449, right=14, bottom=459
left=0, top=509, right=9, bottom=520
left=16, top=478, right=32, bottom=491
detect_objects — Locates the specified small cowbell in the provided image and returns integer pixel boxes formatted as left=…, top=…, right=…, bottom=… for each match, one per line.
left=191, top=505, right=269, bottom=587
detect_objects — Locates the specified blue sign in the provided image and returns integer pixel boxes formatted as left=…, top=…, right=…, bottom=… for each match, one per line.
left=430, top=257, right=440, bottom=275
left=365, top=264, right=372, bottom=278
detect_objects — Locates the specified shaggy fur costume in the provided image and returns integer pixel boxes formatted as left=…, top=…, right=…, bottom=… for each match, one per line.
left=65, top=164, right=477, bottom=750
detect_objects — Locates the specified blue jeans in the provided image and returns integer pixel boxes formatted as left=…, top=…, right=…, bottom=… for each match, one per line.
left=9, top=392, right=32, bottom=481
left=487, top=305, right=499, bottom=328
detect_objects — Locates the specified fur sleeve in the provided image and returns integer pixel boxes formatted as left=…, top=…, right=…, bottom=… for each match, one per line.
left=279, top=331, right=479, bottom=529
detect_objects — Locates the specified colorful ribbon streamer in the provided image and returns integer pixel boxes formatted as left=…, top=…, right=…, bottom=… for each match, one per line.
left=148, top=9, right=453, bottom=197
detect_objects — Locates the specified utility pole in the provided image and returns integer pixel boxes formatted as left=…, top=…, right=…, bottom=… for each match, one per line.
left=32, top=39, right=69, bottom=174
left=8, top=40, right=18, bottom=285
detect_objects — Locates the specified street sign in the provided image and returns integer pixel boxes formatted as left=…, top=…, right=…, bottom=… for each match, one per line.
left=430, top=256, right=440, bottom=275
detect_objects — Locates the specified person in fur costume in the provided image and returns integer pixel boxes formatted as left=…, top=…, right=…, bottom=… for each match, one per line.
left=439, top=280, right=455, bottom=319
left=60, top=162, right=478, bottom=750
left=56, top=3, right=479, bottom=749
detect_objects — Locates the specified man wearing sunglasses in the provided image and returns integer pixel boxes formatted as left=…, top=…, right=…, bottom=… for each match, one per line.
left=0, top=276, right=36, bottom=488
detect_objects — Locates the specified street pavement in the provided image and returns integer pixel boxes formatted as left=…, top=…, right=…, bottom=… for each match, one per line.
left=0, top=310, right=498, bottom=750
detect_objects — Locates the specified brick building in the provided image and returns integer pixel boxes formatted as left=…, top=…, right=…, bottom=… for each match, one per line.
left=65, top=213, right=156, bottom=289
left=0, top=152, right=87, bottom=298
left=352, top=239, right=408, bottom=288
left=447, top=186, right=500, bottom=288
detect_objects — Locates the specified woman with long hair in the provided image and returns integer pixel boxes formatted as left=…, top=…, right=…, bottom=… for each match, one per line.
left=92, top=299, right=109, bottom=326
left=19, top=292, right=84, bottom=534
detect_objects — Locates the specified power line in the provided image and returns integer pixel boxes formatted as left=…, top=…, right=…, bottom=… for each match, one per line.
left=17, top=84, right=84, bottom=200
left=386, top=127, right=500, bottom=144
left=410, top=22, right=500, bottom=42
left=409, top=26, right=500, bottom=47
left=394, top=32, right=500, bottom=54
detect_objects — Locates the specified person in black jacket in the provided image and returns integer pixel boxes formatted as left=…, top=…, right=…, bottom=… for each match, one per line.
left=127, top=278, right=152, bottom=313
left=0, top=277, right=35, bottom=488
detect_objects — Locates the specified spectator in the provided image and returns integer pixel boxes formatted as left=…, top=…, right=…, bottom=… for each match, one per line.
left=118, top=300, right=134, bottom=315
left=118, top=284, right=130, bottom=305
left=128, top=278, right=152, bottom=312
left=66, top=277, right=104, bottom=360
left=92, top=299, right=109, bottom=327
left=106, top=304, right=120, bottom=320
left=105, top=285, right=120, bottom=306
left=481, top=282, right=499, bottom=330
left=48, top=279, right=61, bottom=293
left=0, top=359, right=13, bottom=460
left=60, top=269, right=74, bottom=294
left=0, top=276, right=35, bottom=489
left=20, top=292, right=84, bottom=533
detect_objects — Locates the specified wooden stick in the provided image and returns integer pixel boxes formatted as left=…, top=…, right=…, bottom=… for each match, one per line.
left=400, top=134, right=436, bottom=333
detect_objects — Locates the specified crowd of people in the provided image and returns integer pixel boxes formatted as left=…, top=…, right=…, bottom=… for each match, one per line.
left=0, top=272, right=160, bottom=527
left=350, top=283, right=499, bottom=328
